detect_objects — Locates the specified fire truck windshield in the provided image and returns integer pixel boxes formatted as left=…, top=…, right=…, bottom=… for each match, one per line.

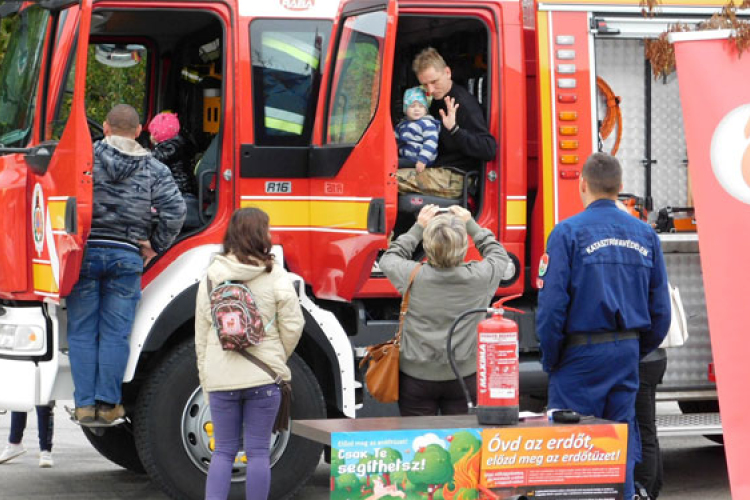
left=0, top=6, right=49, bottom=147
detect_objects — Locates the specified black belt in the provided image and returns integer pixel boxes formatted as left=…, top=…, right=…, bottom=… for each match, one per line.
left=564, top=331, right=639, bottom=347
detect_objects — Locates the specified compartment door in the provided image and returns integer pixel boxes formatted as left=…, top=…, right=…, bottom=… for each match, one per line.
left=309, top=0, right=399, bottom=301
left=33, top=0, right=94, bottom=299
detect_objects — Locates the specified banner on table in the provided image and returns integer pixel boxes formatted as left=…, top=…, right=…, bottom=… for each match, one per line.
left=669, top=29, right=750, bottom=499
left=330, top=422, right=626, bottom=500
left=480, top=423, right=627, bottom=499
left=331, top=428, right=484, bottom=500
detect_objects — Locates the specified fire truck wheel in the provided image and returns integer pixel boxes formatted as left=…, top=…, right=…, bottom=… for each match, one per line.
left=134, top=341, right=326, bottom=500
left=81, top=423, right=145, bottom=473
left=678, top=400, right=724, bottom=445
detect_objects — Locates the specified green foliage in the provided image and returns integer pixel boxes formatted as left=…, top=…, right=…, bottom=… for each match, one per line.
left=380, top=447, right=404, bottom=463
left=0, top=18, right=12, bottom=60
left=408, top=444, right=454, bottom=492
left=331, top=448, right=345, bottom=478
left=329, top=38, right=381, bottom=143
left=336, top=472, right=362, bottom=493
left=448, top=432, right=481, bottom=465
left=85, top=45, right=147, bottom=124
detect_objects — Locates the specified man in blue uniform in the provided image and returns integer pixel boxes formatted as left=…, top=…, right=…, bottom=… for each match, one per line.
left=536, top=153, right=671, bottom=499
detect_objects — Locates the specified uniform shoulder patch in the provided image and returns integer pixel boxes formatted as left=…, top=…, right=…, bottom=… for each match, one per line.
left=538, top=253, right=550, bottom=277
left=536, top=277, right=544, bottom=289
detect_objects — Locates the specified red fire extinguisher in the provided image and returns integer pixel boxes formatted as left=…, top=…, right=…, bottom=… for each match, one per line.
left=447, top=294, right=523, bottom=426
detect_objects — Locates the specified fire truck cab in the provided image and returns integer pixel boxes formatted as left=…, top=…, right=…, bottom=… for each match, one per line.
left=0, top=0, right=723, bottom=498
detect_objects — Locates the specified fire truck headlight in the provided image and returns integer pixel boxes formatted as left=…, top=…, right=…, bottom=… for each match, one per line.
left=0, top=325, right=45, bottom=354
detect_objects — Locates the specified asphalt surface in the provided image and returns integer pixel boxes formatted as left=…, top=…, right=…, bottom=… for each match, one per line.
left=0, top=402, right=730, bottom=499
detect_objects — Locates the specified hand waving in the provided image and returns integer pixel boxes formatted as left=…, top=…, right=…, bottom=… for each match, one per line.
left=439, top=96, right=459, bottom=131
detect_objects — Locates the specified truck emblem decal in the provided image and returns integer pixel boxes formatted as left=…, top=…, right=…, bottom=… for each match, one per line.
left=279, top=0, right=314, bottom=11
left=32, top=183, right=45, bottom=255
left=710, top=103, right=750, bottom=205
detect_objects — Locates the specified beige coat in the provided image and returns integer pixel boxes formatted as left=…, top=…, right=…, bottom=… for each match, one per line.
left=195, top=254, right=304, bottom=395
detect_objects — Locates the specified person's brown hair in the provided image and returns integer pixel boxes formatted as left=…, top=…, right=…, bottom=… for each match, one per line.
left=105, top=104, right=140, bottom=135
left=222, top=208, right=274, bottom=272
left=582, top=152, right=622, bottom=196
left=412, top=47, right=448, bottom=75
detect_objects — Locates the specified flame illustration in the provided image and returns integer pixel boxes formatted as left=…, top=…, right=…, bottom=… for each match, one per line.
left=443, top=449, right=480, bottom=500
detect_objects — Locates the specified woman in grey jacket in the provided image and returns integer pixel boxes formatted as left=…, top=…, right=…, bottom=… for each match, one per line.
left=380, top=205, right=510, bottom=416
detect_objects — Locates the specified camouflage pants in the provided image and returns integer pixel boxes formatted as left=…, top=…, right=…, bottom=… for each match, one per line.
left=396, top=167, right=464, bottom=198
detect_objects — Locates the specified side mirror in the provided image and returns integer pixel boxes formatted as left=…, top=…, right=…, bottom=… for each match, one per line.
left=94, top=44, right=146, bottom=69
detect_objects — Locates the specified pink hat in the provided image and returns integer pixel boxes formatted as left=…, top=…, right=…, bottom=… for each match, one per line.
left=148, top=112, right=180, bottom=143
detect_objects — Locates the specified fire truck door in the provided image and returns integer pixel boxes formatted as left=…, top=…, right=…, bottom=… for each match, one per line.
left=309, top=0, right=399, bottom=300
left=31, top=1, right=95, bottom=300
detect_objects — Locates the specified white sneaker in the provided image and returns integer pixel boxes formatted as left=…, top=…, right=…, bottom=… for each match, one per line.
left=0, top=443, right=26, bottom=464
left=39, top=451, right=53, bottom=468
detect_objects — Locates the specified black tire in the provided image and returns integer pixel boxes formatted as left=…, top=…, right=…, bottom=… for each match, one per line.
left=678, top=400, right=724, bottom=445
left=134, top=341, right=326, bottom=500
left=269, top=354, right=326, bottom=500
left=81, top=423, right=145, bottom=473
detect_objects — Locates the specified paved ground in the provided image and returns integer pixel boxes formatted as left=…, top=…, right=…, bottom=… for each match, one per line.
left=0, top=402, right=730, bottom=499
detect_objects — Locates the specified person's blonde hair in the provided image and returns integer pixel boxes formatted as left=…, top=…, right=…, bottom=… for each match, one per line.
left=412, top=47, right=447, bottom=75
left=423, top=215, right=468, bottom=268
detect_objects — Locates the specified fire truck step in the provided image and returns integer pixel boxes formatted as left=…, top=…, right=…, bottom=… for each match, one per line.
left=656, top=412, right=722, bottom=438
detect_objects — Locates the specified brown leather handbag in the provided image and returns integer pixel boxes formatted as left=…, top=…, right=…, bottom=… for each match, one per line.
left=359, top=264, right=422, bottom=403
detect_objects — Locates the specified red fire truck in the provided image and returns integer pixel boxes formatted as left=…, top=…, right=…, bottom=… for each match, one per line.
left=0, top=0, right=724, bottom=498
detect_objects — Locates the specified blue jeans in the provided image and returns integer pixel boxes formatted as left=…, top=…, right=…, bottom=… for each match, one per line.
left=206, top=384, right=281, bottom=500
left=66, top=245, right=142, bottom=407
left=9, top=405, right=54, bottom=451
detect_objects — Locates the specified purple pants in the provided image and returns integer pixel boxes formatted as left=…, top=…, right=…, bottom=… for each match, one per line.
left=206, top=384, right=281, bottom=500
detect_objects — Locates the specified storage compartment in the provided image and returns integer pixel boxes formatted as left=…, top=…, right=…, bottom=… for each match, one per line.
left=595, top=38, right=690, bottom=214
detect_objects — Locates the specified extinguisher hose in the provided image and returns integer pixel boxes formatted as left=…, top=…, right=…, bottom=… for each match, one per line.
left=446, top=307, right=492, bottom=414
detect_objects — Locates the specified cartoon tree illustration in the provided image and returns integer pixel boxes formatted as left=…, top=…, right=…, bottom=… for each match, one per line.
left=379, top=447, right=403, bottom=485
left=407, top=444, right=454, bottom=500
left=392, top=471, right=420, bottom=494
left=334, top=473, right=363, bottom=500
left=331, top=448, right=345, bottom=491
left=448, top=432, right=481, bottom=465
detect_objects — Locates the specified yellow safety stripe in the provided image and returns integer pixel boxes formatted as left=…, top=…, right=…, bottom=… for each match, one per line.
left=537, top=10, right=556, bottom=243
left=265, top=117, right=304, bottom=135
left=33, top=263, right=59, bottom=294
left=264, top=38, right=320, bottom=69
left=48, top=200, right=67, bottom=231
left=506, top=200, right=527, bottom=226
left=240, top=200, right=369, bottom=230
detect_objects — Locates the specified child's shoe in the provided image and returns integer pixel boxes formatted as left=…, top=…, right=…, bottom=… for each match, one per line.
left=39, top=451, right=53, bottom=468
left=0, top=443, right=26, bottom=464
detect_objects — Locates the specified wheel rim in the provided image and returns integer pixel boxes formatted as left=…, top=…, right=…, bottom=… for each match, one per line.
left=180, top=387, right=292, bottom=481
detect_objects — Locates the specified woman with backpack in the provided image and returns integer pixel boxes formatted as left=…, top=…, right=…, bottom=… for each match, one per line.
left=195, top=207, right=304, bottom=500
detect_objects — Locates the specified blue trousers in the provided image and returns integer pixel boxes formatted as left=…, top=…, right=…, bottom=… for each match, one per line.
left=9, top=405, right=54, bottom=451
left=66, top=245, right=142, bottom=407
left=548, top=338, right=641, bottom=499
left=206, top=384, right=281, bottom=500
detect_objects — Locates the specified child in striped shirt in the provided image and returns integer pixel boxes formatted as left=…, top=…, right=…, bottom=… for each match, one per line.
left=395, top=87, right=440, bottom=173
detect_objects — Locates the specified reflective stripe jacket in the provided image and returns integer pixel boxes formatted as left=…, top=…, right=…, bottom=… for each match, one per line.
left=536, top=199, right=671, bottom=372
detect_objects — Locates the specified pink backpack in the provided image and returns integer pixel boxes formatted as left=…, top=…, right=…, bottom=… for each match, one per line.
left=207, top=278, right=265, bottom=351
